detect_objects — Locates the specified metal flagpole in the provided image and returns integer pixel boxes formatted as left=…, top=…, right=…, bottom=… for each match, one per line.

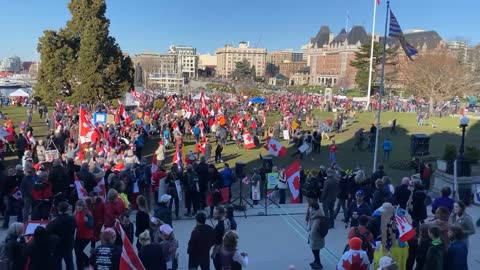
left=366, top=0, right=378, bottom=110
left=372, top=1, right=390, bottom=173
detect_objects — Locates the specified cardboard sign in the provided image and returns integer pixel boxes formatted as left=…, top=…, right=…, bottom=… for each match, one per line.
left=45, top=150, right=59, bottom=162
left=283, top=130, right=290, bottom=140
left=251, top=182, right=261, bottom=200
left=267, top=173, right=279, bottom=190
left=106, top=114, right=115, bottom=124
left=24, top=221, right=48, bottom=235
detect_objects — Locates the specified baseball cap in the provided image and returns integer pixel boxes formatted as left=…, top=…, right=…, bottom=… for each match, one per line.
left=15, top=164, right=23, bottom=171
left=355, top=190, right=365, bottom=197
left=377, top=256, right=396, bottom=270
left=159, top=224, right=173, bottom=235
left=159, top=194, right=172, bottom=203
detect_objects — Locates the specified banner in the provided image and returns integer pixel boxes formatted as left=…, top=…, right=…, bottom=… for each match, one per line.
left=267, top=173, right=279, bottom=190
left=45, top=150, right=59, bottom=162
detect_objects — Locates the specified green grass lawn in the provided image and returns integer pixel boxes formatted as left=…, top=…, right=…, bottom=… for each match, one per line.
left=2, top=105, right=479, bottom=183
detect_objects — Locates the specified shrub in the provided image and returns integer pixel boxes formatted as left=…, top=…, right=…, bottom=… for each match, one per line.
left=443, top=144, right=457, bottom=161
left=465, top=146, right=480, bottom=164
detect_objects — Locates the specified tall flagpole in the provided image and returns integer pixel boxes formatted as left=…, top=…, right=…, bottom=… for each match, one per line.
left=372, top=0, right=390, bottom=173
left=366, top=0, right=378, bottom=110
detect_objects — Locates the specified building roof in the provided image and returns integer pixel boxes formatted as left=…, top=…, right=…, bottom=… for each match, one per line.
left=382, top=30, right=444, bottom=50
left=310, top=26, right=331, bottom=48
left=332, top=28, right=348, bottom=43
left=346, top=26, right=369, bottom=45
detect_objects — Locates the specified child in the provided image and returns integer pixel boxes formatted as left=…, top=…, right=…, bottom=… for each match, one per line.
left=329, top=140, right=337, bottom=163
left=159, top=224, right=179, bottom=270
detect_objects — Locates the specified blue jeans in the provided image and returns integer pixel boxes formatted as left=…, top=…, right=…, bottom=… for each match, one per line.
left=55, top=250, right=74, bottom=270
left=383, top=150, right=391, bottom=161
left=329, top=152, right=336, bottom=162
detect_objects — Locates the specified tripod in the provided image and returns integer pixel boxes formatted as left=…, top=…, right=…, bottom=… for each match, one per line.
left=260, top=177, right=281, bottom=216
left=231, top=176, right=253, bottom=218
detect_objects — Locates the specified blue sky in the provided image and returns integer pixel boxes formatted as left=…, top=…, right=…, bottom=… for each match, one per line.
left=1, top=0, right=478, bottom=60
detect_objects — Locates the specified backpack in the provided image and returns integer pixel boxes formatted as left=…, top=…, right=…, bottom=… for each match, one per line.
left=316, top=216, right=330, bottom=238
left=353, top=227, right=374, bottom=261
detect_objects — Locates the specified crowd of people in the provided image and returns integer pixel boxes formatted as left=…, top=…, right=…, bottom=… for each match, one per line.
left=0, top=91, right=477, bottom=270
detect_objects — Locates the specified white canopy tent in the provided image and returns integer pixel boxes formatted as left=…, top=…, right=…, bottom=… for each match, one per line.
left=9, top=89, right=30, bottom=97
left=192, top=93, right=211, bottom=100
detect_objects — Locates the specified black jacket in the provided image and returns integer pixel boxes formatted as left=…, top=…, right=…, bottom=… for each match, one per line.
left=135, top=210, right=150, bottom=237
left=188, top=224, right=215, bottom=264
left=346, top=201, right=372, bottom=227
left=48, top=165, right=67, bottom=195
left=195, top=162, right=209, bottom=192
left=89, top=244, right=121, bottom=270
left=154, top=204, right=172, bottom=227
left=46, top=213, right=76, bottom=251
left=409, top=188, right=427, bottom=221
left=77, top=168, right=96, bottom=193
left=4, top=234, right=27, bottom=270
left=138, top=243, right=167, bottom=270
left=393, top=184, right=411, bottom=209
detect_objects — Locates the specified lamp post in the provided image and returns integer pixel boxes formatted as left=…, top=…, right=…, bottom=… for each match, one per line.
left=457, top=115, right=471, bottom=204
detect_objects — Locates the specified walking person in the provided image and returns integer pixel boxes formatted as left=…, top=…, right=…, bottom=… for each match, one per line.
left=188, top=212, right=215, bottom=270
left=445, top=226, right=468, bottom=270
left=329, top=140, right=337, bottom=163
left=46, top=201, right=76, bottom=270
left=382, top=138, right=392, bottom=162
left=74, top=200, right=94, bottom=270
left=212, top=206, right=231, bottom=270
left=166, top=166, right=181, bottom=220
left=321, top=169, right=339, bottom=228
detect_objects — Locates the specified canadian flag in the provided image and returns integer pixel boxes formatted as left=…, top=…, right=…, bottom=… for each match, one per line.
left=243, top=131, right=255, bottom=149
left=395, top=208, right=416, bottom=242
left=172, top=146, right=183, bottom=169
left=115, top=220, right=146, bottom=270
left=200, top=92, right=209, bottom=116
left=116, top=101, right=130, bottom=125
left=95, top=177, right=106, bottom=201
left=264, top=138, right=287, bottom=157
left=285, top=160, right=301, bottom=203
left=74, top=177, right=88, bottom=200
left=79, top=107, right=101, bottom=144
left=10, top=186, right=22, bottom=200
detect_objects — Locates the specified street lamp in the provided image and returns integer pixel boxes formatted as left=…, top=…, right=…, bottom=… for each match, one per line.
left=457, top=115, right=471, bottom=177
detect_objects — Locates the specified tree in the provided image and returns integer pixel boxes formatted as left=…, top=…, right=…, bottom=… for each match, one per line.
left=232, top=59, right=255, bottom=80
left=402, top=50, right=478, bottom=113
left=350, top=42, right=397, bottom=93
left=36, top=0, right=132, bottom=103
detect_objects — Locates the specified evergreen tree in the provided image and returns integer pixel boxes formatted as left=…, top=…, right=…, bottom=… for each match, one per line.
left=36, top=0, right=132, bottom=103
left=350, top=42, right=396, bottom=94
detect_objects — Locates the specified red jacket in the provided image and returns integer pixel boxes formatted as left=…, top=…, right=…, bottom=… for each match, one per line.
left=103, top=198, right=125, bottom=227
left=32, top=182, right=52, bottom=200
left=89, top=198, right=105, bottom=241
left=75, top=212, right=94, bottom=240
left=151, top=170, right=167, bottom=192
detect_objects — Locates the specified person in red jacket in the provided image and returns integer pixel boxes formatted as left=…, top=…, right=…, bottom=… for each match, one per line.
left=87, top=192, right=105, bottom=248
left=103, top=189, right=126, bottom=228
left=74, top=199, right=94, bottom=270
left=31, top=172, right=52, bottom=220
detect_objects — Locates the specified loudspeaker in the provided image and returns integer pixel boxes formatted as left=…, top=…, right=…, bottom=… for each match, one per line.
left=262, top=156, right=273, bottom=174
left=235, top=162, right=246, bottom=178
left=411, top=134, right=430, bottom=157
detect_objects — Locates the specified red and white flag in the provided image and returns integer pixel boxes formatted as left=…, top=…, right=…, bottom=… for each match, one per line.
left=79, top=107, right=101, bottom=144
left=200, top=92, right=209, bottom=116
left=285, top=160, right=301, bottom=203
left=74, top=178, right=88, bottom=200
left=264, top=138, right=287, bottom=157
left=242, top=131, right=255, bottom=149
left=172, top=146, right=183, bottom=168
left=116, top=101, right=130, bottom=125
left=95, top=177, right=106, bottom=201
left=115, top=220, right=146, bottom=270
left=395, top=209, right=416, bottom=242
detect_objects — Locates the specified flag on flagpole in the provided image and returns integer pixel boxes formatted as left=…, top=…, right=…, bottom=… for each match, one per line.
left=389, top=10, right=418, bottom=60
left=200, top=92, right=209, bottom=116
left=114, top=220, right=146, bottom=270
left=263, top=138, right=287, bottom=157
left=395, top=208, right=416, bottom=242
left=285, top=160, right=301, bottom=203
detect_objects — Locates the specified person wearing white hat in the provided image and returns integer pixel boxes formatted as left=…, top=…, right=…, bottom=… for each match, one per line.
left=154, top=194, right=172, bottom=227
left=159, top=224, right=178, bottom=270
left=377, top=256, right=397, bottom=270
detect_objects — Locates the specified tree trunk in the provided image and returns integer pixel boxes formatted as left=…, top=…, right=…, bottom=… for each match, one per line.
left=429, top=96, right=434, bottom=114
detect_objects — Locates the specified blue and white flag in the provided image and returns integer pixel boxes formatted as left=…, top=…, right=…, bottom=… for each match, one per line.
left=389, top=10, right=418, bottom=60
